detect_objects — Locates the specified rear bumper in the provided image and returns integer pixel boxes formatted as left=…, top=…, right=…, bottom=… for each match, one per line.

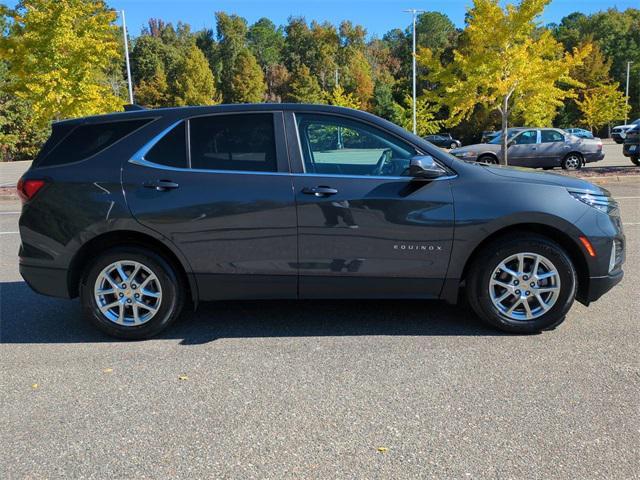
left=19, top=263, right=71, bottom=299
left=584, top=152, right=605, bottom=163
left=583, top=270, right=624, bottom=304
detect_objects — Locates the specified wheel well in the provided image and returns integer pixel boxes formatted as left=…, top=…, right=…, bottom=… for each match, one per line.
left=564, top=151, right=584, bottom=160
left=460, top=223, right=589, bottom=299
left=67, top=230, right=192, bottom=301
left=478, top=153, right=497, bottom=161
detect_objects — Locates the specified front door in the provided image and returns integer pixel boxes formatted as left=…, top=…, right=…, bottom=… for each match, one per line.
left=122, top=112, right=298, bottom=301
left=289, top=113, right=455, bottom=299
left=507, top=129, right=538, bottom=166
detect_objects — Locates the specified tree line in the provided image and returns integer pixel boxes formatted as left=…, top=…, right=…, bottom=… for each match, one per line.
left=1, top=0, right=638, bottom=161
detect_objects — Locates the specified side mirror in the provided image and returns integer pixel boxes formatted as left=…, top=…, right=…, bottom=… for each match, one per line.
left=409, top=156, right=445, bottom=179
left=507, top=140, right=515, bottom=147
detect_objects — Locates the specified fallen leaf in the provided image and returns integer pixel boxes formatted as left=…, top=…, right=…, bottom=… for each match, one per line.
left=377, top=447, right=388, bottom=453
left=178, top=374, right=189, bottom=381
left=103, top=368, right=113, bottom=373
left=31, top=383, right=39, bottom=389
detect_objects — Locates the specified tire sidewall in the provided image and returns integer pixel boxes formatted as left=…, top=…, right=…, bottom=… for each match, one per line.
left=470, top=237, right=577, bottom=333
left=80, top=247, right=183, bottom=340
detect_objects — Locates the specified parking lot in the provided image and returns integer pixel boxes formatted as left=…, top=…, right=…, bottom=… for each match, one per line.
left=1, top=166, right=639, bottom=478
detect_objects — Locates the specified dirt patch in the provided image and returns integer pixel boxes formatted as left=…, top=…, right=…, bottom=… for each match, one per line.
left=572, top=166, right=640, bottom=178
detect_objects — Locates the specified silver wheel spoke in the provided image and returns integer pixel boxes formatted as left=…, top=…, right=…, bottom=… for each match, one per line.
left=489, top=252, right=561, bottom=321
left=95, top=260, right=162, bottom=326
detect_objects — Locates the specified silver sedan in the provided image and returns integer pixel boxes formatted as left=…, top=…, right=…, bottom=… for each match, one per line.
left=451, top=128, right=604, bottom=170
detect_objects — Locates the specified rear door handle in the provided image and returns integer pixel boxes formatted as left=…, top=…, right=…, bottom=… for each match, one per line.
left=302, top=186, right=338, bottom=197
left=143, top=180, right=180, bottom=191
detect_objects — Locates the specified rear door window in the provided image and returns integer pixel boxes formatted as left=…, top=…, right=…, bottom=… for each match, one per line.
left=36, top=119, right=151, bottom=167
left=144, top=122, right=188, bottom=168
left=189, top=114, right=277, bottom=172
left=541, top=130, right=565, bottom=143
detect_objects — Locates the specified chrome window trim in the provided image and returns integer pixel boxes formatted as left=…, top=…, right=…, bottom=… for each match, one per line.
left=129, top=113, right=457, bottom=181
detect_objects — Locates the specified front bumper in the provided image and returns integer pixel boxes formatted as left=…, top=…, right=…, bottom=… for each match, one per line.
left=622, top=144, right=638, bottom=157
left=20, top=263, right=71, bottom=299
left=582, top=270, right=624, bottom=304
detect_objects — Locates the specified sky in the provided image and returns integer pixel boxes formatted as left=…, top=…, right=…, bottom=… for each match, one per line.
left=100, top=0, right=637, bottom=37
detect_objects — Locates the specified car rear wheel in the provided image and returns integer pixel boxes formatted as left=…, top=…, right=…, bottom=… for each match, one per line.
left=478, top=154, right=498, bottom=165
left=631, top=156, right=640, bottom=166
left=450, top=142, right=458, bottom=149
left=561, top=153, right=582, bottom=170
left=80, top=247, right=184, bottom=339
left=466, top=234, right=577, bottom=333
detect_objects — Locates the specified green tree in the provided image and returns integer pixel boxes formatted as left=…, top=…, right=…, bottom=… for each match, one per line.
left=169, top=44, right=217, bottom=106
left=215, top=12, right=248, bottom=102
left=247, top=18, right=284, bottom=72
left=135, top=64, right=169, bottom=108
left=576, top=83, right=630, bottom=131
left=396, top=95, right=443, bottom=135
left=0, top=0, right=123, bottom=126
left=287, top=64, right=324, bottom=103
left=421, top=0, right=589, bottom=164
left=229, top=49, right=266, bottom=103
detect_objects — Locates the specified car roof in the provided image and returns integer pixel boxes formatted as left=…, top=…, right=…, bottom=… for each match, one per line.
left=53, top=103, right=371, bottom=126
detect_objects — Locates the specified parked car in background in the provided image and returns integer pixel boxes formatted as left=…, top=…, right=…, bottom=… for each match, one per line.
left=17, top=104, right=624, bottom=338
left=565, top=128, right=594, bottom=139
left=450, top=127, right=604, bottom=170
left=611, top=119, right=640, bottom=143
left=481, top=131, right=499, bottom=143
left=622, top=124, right=639, bottom=166
left=424, top=133, right=462, bottom=149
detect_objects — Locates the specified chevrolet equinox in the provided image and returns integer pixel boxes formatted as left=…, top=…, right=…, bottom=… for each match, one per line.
left=17, top=104, right=625, bottom=339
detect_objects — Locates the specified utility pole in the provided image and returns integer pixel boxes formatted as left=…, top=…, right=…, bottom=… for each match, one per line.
left=403, top=9, right=424, bottom=135
left=625, top=61, right=633, bottom=125
left=120, top=10, right=134, bottom=105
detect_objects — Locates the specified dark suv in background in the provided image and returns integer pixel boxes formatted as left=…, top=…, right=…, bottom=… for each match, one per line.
left=18, top=104, right=625, bottom=339
left=622, top=124, right=639, bottom=166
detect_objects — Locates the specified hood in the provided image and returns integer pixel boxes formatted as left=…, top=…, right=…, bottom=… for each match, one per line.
left=481, top=164, right=603, bottom=193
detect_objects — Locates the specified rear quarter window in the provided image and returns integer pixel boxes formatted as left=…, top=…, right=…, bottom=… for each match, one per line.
left=35, top=119, right=152, bottom=168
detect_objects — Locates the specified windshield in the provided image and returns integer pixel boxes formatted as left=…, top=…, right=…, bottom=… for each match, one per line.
left=488, top=129, right=520, bottom=144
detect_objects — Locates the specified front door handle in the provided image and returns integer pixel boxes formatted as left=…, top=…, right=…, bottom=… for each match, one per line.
left=302, top=186, right=338, bottom=197
left=143, top=180, right=180, bottom=191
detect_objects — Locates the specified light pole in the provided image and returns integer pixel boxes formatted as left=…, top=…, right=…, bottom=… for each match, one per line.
left=403, top=9, right=424, bottom=135
left=119, top=10, right=134, bottom=105
left=625, top=61, right=633, bottom=125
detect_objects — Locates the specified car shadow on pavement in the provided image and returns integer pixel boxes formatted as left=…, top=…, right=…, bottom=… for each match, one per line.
left=0, top=281, right=506, bottom=344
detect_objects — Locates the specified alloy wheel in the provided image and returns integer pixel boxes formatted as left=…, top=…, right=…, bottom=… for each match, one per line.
left=94, top=260, right=162, bottom=326
left=564, top=154, right=581, bottom=170
left=488, top=252, right=561, bottom=321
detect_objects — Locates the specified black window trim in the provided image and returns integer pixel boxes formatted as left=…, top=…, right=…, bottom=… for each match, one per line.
left=131, top=111, right=289, bottom=175
left=37, top=116, right=158, bottom=169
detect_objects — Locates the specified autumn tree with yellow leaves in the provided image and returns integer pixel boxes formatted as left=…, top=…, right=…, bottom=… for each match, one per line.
left=419, top=0, right=590, bottom=164
left=0, top=0, right=124, bottom=127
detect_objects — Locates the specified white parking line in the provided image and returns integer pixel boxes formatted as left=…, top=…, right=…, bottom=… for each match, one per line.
left=0, top=231, right=19, bottom=235
left=0, top=211, right=20, bottom=215
left=623, top=222, right=640, bottom=226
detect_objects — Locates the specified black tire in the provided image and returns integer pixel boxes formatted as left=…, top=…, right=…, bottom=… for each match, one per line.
left=478, top=154, right=498, bottom=165
left=466, top=234, right=577, bottom=334
left=631, top=156, right=640, bottom=166
left=450, top=142, right=458, bottom=149
left=561, top=153, right=583, bottom=170
left=80, top=246, right=184, bottom=340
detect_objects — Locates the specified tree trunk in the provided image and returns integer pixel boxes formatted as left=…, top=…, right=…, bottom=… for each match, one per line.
left=500, top=95, right=509, bottom=166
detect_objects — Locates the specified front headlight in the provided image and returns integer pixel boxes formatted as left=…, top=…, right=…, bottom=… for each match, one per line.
left=568, top=190, right=618, bottom=215
left=455, top=151, right=476, bottom=158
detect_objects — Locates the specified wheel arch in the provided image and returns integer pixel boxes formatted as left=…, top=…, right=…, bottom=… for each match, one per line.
left=67, top=230, right=197, bottom=305
left=477, top=152, right=498, bottom=163
left=445, top=222, right=589, bottom=304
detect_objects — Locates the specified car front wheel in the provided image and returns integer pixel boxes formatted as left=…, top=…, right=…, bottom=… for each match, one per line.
left=631, top=156, right=640, bottom=166
left=80, top=247, right=184, bottom=339
left=466, top=234, right=577, bottom=333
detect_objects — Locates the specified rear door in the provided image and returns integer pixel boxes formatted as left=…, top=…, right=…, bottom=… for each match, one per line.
left=507, top=129, right=538, bottom=166
left=122, top=111, right=298, bottom=301
left=537, top=129, right=569, bottom=167
left=287, top=112, right=455, bottom=299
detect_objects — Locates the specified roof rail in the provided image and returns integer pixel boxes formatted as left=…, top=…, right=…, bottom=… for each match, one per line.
left=123, top=104, right=147, bottom=112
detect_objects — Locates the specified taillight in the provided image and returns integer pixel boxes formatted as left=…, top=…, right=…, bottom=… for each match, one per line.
left=17, top=177, right=46, bottom=203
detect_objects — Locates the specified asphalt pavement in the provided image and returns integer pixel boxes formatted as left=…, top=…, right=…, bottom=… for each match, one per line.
left=1, top=180, right=639, bottom=479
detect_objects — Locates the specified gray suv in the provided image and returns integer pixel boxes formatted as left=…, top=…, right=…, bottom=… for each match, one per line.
left=17, top=104, right=624, bottom=339
left=451, top=128, right=604, bottom=170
